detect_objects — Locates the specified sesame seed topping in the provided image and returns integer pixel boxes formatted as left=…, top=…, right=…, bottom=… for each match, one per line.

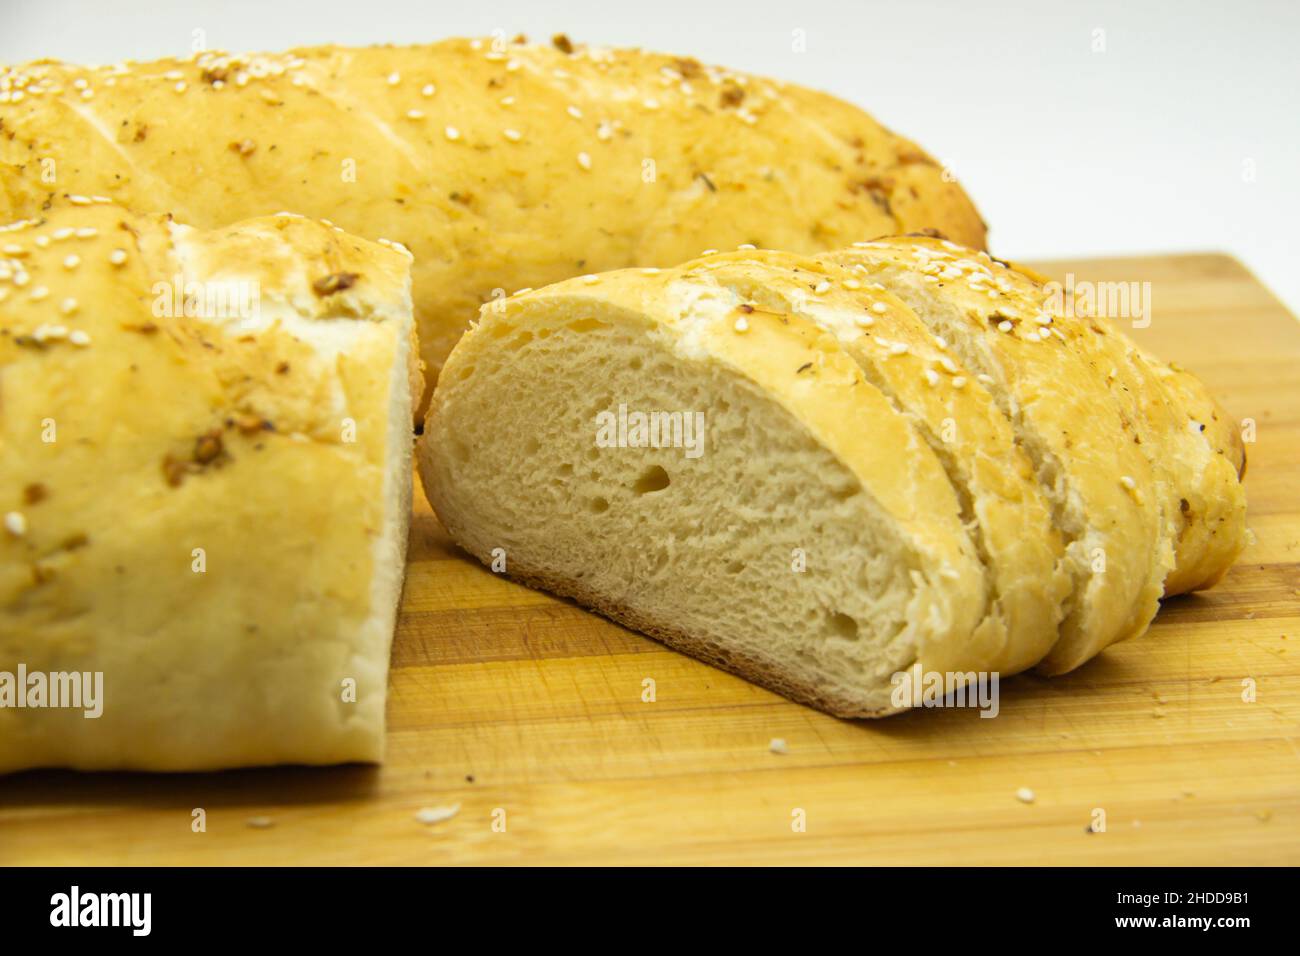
left=977, top=374, right=995, bottom=385
left=500, top=95, right=515, bottom=106
left=109, top=249, right=127, bottom=266
left=813, top=280, right=831, bottom=294
left=68, top=195, right=93, bottom=206
left=444, top=126, right=461, bottom=141
left=60, top=297, right=78, bottom=314
left=871, top=302, right=887, bottom=314
left=566, top=105, right=583, bottom=119
left=4, top=512, right=27, bottom=537
left=29, top=285, right=48, bottom=301
left=951, top=376, right=967, bottom=389
left=387, top=71, right=401, bottom=86
left=502, top=128, right=522, bottom=142
left=576, top=151, right=592, bottom=170
left=733, top=316, right=749, bottom=332
left=641, top=268, right=661, bottom=275
left=854, top=315, right=874, bottom=328
left=888, top=342, right=909, bottom=356
left=1120, top=475, right=1137, bottom=490
left=581, top=274, right=601, bottom=285
left=843, top=278, right=861, bottom=290
left=421, top=83, right=436, bottom=97
left=63, top=254, right=80, bottom=269
left=75, top=227, right=98, bottom=238
left=998, top=320, right=1013, bottom=333
left=924, top=368, right=940, bottom=387
left=405, top=109, right=424, bottom=119
left=69, top=329, right=91, bottom=346
left=174, top=81, right=187, bottom=93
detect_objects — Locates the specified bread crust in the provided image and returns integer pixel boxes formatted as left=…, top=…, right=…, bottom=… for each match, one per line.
left=0, top=36, right=986, bottom=404
left=0, top=202, right=416, bottom=772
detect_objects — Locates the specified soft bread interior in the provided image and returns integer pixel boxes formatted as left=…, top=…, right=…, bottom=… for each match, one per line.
left=422, top=295, right=984, bottom=716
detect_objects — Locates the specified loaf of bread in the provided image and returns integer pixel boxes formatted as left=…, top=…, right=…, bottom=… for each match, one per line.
left=418, top=237, right=1246, bottom=715
left=0, top=201, right=417, bottom=771
left=0, top=35, right=985, bottom=406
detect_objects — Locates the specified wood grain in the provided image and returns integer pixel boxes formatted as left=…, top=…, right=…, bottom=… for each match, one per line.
left=2, top=253, right=1296, bottom=866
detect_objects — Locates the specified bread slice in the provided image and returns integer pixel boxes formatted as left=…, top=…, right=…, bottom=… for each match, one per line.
left=420, top=254, right=1056, bottom=716
left=825, top=238, right=1246, bottom=673
left=422, top=241, right=1246, bottom=711
left=0, top=202, right=417, bottom=772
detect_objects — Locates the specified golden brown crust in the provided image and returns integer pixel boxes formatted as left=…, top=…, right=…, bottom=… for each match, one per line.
left=0, top=36, right=986, bottom=407
left=0, top=202, right=415, bottom=772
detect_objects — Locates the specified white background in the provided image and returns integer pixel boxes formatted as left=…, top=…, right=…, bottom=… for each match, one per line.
left=3, top=0, right=1297, bottom=312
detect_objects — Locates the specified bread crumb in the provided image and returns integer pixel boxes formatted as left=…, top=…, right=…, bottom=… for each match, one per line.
left=1016, top=787, right=1035, bottom=804
left=246, top=816, right=274, bottom=829
left=415, top=803, right=461, bottom=825
left=768, top=737, right=788, bottom=755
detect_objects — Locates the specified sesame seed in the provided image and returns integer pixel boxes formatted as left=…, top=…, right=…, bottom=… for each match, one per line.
left=951, top=376, right=967, bottom=389
left=109, top=249, right=127, bottom=266
left=939, top=356, right=959, bottom=374
left=641, top=268, right=661, bottom=275
left=813, top=280, right=831, bottom=294
left=581, top=274, right=600, bottom=285
left=4, top=512, right=26, bottom=536
left=843, top=278, right=861, bottom=290
left=977, top=373, right=995, bottom=385
left=52, top=228, right=74, bottom=240
left=34, top=236, right=49, bottom=248
left=576, top=151, right=592, bottom=170
left=69, top=329, right=91, bottom=346
left=63, top=254, right=80, bottom=269
left=854, top=315, right=874, bottom=328
left=998, top=320, right=1013, bottom=333
left=934, top=335, right=948, bottom=349
left=871, top=302, right=887, bottom=314
left=643, top=98, right=660, bottom=109
left=1120, top=475, right=1137, bottom=490
left=1016, top=787, right=1036, bottom=804
left=513, top=287, right=533, bottom=296
left=737, top=243, right=757, bottom=250
left=924, top=368, right=940, bottom=387
left=421, top=83, right=436, bottom=96
left=2, top=243, right=24, bottom=255
left=405, top=109, right=424, bottom=119
left=174, top=81, right=187, bottom=93
left=500, top=95, right=515, bottom=106
left=888, top=342, right=909, bottom=356
left=733, top=316, right=749, bottom=332
left=75, top=227, right=98, bottom=238
left=444, top=126, right=461, bottom=141
left=502, top=128, right=522, bottom=142
left=68, top=195, right=93, bottom=206
left=387, top=71, right=401, bottom=86
left=29, top=285, right=48, bottom=301
left=566, top=105, right=583, bottom=119
left=60, top=297, right=77, bottom=314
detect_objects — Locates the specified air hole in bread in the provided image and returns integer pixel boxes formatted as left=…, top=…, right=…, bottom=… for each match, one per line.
left=632, top=465, right=671, bottom=495
left=828, top=612, right=860, bottom=641
left=590, top=496, right=610, bottom=514
left=725, top=560, right=745, bottom=574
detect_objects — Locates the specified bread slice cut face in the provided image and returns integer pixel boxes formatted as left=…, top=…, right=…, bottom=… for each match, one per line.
left=423, top=255, right=1050, bottom=716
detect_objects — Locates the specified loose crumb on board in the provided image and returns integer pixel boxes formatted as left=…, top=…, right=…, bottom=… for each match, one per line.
left=768, top=738, right=788, bottom=755
left=415, top=804, right=461, bottom=825
left=1016, top=787, right=1036, bottom=804
left=246, top=816, right=275, bottom=829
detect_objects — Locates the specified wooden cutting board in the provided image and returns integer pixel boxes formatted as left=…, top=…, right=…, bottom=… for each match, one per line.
left=2, top=253, right=1296, bottom=866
